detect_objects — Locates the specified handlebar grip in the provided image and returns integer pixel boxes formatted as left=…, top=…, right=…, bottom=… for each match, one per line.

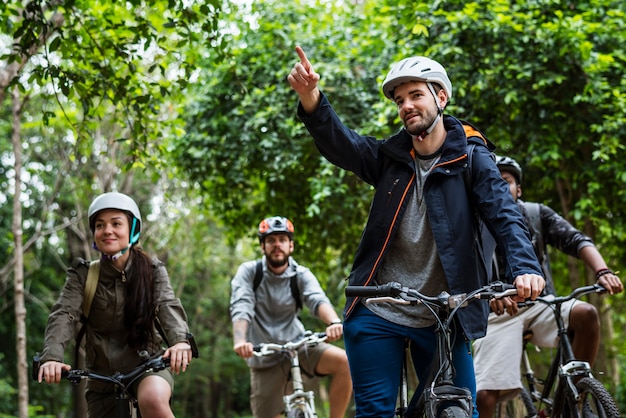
left=188, top=333, right=200, bottom=358
left=346, top=283, right=400, bottom=297
left=32, top=354, right=41, bottom=381
left=345, top=286, right=382, bottom=297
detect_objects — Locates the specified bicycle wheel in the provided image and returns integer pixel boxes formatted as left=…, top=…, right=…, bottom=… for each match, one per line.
left=519, top=388, right=538, bottom=418
left=286, top=408, right=306, bottom=418
left=494, top=388, right=538, bottom=418
left=286, top=407, right=307, bottom=418
left=565, top=377, right=620, bottom=418
left=438, top=405, right=469, bottom=418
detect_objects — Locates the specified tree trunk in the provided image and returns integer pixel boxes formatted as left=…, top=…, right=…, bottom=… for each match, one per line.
left=11, top=86, right=28, bottom=418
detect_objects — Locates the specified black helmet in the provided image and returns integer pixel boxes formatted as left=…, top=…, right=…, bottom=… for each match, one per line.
left=258, top=216, right=294, bottom=242
left=495, top=155, right=523, bottom=184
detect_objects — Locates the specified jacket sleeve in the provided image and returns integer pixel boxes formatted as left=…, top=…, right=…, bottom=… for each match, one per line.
left=541, top=203, right=595, bottom=256
left=297, top=266, right=332, bottom=317
left=470, top=147, right=543, bottom=279
left=229, top=261, right=256, bottom=323
left=152, top=260, right=191, bottom=346
left=39, top=259, right=88, bottom=363
left=297, top=92, right=385, bottom=187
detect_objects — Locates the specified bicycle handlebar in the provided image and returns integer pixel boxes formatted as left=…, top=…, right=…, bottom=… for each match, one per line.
left=32, top=351, right=171, bottom=386
left=33, top=334, right=200, bottom=384
left=517, top=284, right=607, bottom=308
left=345, top=281, right=518, bottom=309
left=252, top=331, right=328, bottom=357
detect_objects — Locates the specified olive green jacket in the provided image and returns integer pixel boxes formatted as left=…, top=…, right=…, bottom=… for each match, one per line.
left=40, top=254, right=190, bottom=392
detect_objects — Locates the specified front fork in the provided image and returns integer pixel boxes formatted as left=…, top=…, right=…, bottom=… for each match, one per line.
left=559, top=360, right=593, bottom=402
left=283, top=351, right=317, bottom=417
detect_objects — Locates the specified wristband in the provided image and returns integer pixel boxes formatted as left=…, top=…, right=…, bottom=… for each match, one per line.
left=595, top=268, right=614, bottom=280
left=328, top=319, right=342, bottom=326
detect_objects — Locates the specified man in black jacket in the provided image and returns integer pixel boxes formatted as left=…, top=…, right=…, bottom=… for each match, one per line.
left=288, top=46, right=545, bottom=417
left=473, top=155, right=623, bottom=417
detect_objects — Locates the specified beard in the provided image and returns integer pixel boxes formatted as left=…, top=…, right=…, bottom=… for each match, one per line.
left=267, top=252, right=289, bottom=268
left=404, top=106, right=439, bottom=137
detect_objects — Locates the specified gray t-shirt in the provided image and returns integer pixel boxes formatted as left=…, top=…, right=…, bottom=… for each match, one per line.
left=229, top=256, right=331, bottom=368
left=367, top=155, right=449, bottom=328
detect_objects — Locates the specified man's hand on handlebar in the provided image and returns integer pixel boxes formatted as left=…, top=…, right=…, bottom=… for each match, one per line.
left=234, top=341, right=254, bottom=358
left=490, top=297, right=519, bottom=317
left=38, top=360, right=71, bottom=384
left=597, top=271, right=623, bottom=295
left=512, top=273, right=545, bottom=302
left=324, top=322, right=343, bottom=342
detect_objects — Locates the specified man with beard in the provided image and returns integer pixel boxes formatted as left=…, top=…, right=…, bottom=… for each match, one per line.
left=229, top=216, right=352, bottom=418
left=287, top=47, right=545, bottom=417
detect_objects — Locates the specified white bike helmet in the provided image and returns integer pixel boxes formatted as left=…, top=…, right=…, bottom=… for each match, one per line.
left=381, top=56, right=453, bottom=101
left=88, top=192, right=142, bottom=256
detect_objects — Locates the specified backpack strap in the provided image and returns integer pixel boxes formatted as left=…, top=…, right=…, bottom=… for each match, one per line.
left=253, top=259, right=302, bottom=311
left=253, top=260, right=263, bottom=292
left=522, top=201, right=545, bottom=264
left=290, top=274, right=303, bottom=311
left=83, top=260, right=100, bottom=318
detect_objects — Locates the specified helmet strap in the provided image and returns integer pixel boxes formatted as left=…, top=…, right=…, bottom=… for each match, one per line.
left=412, top=82, right=444, bottom=143
left=129, top=218, right=141, bottom=245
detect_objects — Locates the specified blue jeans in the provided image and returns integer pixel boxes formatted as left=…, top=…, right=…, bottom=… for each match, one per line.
left=344, top=303, right=478, bottom=418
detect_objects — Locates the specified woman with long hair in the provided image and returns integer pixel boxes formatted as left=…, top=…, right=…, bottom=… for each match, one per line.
left=37, top=192, right=194, bottom=417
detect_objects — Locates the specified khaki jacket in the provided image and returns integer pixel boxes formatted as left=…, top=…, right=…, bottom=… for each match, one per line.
left=40, top=253, right=190, bottom=392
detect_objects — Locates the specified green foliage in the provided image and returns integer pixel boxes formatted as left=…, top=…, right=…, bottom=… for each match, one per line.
left=2, top=0, right=626, bottom=415
left=1, top=0, right=222, bottom=167
left=172, top=0, right=399, bottom=281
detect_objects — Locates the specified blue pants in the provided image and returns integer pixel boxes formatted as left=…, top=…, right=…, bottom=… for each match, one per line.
left=343, top=304, right=478, bottom=418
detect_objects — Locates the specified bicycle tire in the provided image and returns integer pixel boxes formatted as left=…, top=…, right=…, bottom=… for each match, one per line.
left=438, top=405, right=469, bottom=418
left=286, top=407, right=307, bottom=418
left=519, top=388, right=538, bottom=418
left=563, top=377, right=621, bottom=418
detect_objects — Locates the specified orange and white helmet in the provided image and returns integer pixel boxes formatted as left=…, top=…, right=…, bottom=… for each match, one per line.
left=258, top=216, right=294, bottom=242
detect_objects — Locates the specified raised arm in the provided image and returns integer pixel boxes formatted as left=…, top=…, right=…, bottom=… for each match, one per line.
left=287, top=45, right=321, bottom=113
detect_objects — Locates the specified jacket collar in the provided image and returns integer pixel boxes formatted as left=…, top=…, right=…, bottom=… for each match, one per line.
left=380, top=115, right=472, bottom=166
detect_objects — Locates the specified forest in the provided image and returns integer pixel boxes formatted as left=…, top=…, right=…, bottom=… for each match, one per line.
left=1, top=0, right=625, bottom=416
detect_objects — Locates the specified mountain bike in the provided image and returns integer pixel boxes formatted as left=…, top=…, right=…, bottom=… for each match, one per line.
left=253, top=331, right=328, bottom=418
left=510, top=284, right=620, bottom=418
left=346, top=281, right=519, bottom=418
left=32, top=338, right=199, bottom=418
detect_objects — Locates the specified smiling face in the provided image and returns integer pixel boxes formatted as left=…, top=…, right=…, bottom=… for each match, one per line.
left=393, top=81, right=447, bottom=137
left=93, top=209, right=132, bottom=256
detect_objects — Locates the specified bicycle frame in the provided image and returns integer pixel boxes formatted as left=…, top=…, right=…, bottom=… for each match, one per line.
left=33, top=336, right=199, bottom=417
left=519, top=284, right=618, bottom=417
left=253, top=331, right=327, bottom=417
left=33, top=352, right=168, bottom=417
left=347, top=281, right=517, bottom=418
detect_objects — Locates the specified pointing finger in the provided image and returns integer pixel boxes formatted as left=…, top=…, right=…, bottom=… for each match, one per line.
left=295, top=45, right=311, bottom=71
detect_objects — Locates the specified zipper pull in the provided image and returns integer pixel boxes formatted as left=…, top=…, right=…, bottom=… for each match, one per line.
left=121, top=270, right=127, bottom=283
left=387, top=178, right=400, bottom=203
